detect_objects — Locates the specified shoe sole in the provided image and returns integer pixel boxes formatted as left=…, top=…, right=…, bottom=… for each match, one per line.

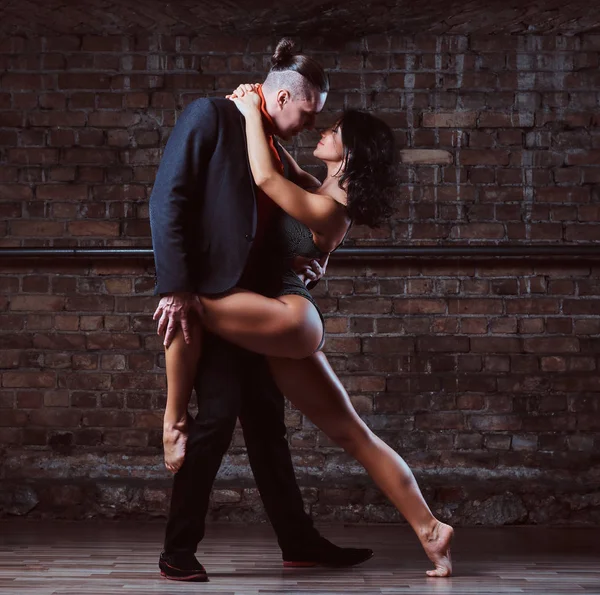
left=160, top=570, right=208, bottom=582
left=283, top=561, right=318, bottom=568
left=283, top=551, right=374, bottom=569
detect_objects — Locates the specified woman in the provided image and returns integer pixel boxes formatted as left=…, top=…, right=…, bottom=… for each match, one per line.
left=161, top=84, right=454, bottom=577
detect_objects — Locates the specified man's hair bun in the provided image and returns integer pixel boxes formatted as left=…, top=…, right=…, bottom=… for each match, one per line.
left=271, top=38, right=296, bottom=68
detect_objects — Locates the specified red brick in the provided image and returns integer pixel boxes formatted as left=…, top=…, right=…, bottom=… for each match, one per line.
left=431, top=318, right=459, bottom=334
left=111, top=74, right=165, bottom=90
left=490, top=318, right=517, bottom=334
left=81, top=35, right=127, bottom=52
left=151, top=92, right=177, bottom=108
left=88, top=111, right=141, bottom=127
left=0, top=410, right=29, bottom=427
left=22, top=275, right=49, bottom=293
left=14, top=385, right=42, bottom=408
left=338, top=298, right=392, bottom=314
left=461, top=318, right=488, bottom=334
left=541, top=356, right=568, bottom=372
left=48, top=129, right=75, bottom=147
left=478, top=112, right=529, bottom=128
left=111, top=373, right=165, bottom=390
left=77, top=316, right=102, bottom=335
left=65, top=295, right=114, bottom=312
left=42, top=36, right=80, bottom=51
left=10, top=295, right=64, bottom=311
left=190, top=36, right=247, bottom=53
left=122, top=148, right=161, bottom=165
left=416, top=412, right=464, bottom=430
left=448, top=299, right=503, bottom=314
left=10, top=221, right=64, bottom=237
left=470, top=337, right=521, bottom=353
left=44, top=390, right=69, bottom=407
left=2, top=371, right=56, bottom=388
left=422, top=112, right=477, bottom=128
left=546, top=319, right=573, bottom=335
left=28, top=409, right=82, bottom=428
left=0, top=111, right=25, bottom=127
left=68, top=221, right=120, bottom=236
left=536, top=111, right=592, bottom=127
left=124, top=93, right=150, bottom=108
left=36, top=185, right=89, bottom=201
left=165, top=74, right=215, bottom=90
left=58, top=74, right=112, bottom=89
left=9, top=148, right=58, bottom=165
left=469, top=414, right=522, bottom=431
left=459, top=150, right=510, bottom=166
left=506, top=299, right=560, bottom=314
left=393, top=299, right=446, bottom=314
left=0, top=186, right=33, bottom=202
left=450, top=224, right=505, bottom=239
left=2, top=74, right=52, bottom=90
left=68, top=93, right=95, bottom=109
left=341, top=375, right=386, bottom=392
left=47, top=168, right=76, bottom=184
left=523, top=337, right=579, bottom=354
left=62, top=148, right=118, bottom=165
left=565, top=224, right=599, bottom=241
left=536, top=187, right=590, bottom=203
left=416, top=337, right=469, bottom=352
left=362, top=337, right=414, bottom=354
left=121, top=54, right=147, bottom=71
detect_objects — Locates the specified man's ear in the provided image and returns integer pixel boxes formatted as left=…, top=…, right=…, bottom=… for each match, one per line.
left=276, top=89, right=290, bottom=109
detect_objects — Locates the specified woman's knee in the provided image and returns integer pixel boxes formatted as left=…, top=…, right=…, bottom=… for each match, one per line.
left=286, top=326, right=322, bottom=359
left=282, top=309, right=323, bottom=359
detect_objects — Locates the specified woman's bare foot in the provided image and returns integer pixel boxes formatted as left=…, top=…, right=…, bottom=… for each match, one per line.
left=163, top=419, right=188, bottom=474
left=421, top=521, right=453, bottom=577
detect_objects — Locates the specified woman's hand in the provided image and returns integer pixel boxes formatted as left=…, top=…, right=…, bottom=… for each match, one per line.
left=227, top=83, right=262, bottom=118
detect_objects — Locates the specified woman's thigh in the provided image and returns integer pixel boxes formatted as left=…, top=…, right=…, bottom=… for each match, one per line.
left=199, top=289, right=323, bottom=359
left=267, top=351, right=371, bottom=446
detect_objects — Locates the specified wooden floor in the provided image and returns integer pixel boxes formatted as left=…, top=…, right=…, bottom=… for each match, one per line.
left=0, top=521, right=599, bottom=594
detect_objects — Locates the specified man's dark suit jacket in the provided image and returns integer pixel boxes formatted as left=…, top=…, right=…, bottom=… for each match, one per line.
left=150, top=97, right=290, bottom=295
left=150, top=97, right=323, bottom=556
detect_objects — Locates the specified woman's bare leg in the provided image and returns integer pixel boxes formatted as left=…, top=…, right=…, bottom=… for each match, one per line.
left=162, top=288, right=321, bottom=471
left=198, top=289, right=323, bottom=359
left=268, top=351, right=453, bottom=577
left=163, top=318, right=202, bottom=473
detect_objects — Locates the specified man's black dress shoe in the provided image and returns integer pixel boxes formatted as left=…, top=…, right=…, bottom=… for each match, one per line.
left=159, top=551, right=208, bottom=582
left=282, top=537, right=374, bottom=568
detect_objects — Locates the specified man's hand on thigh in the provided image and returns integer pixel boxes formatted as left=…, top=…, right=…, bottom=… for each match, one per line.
left=153, top=292, right=204, bottom=347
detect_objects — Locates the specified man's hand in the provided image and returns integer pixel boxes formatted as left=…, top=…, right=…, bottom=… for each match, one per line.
left=292, top=253, right=329, bottom=287
left=153, top=292, right=203, bottom=348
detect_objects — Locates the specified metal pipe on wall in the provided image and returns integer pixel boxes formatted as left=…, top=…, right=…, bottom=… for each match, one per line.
left=0, top=246, right=599, bottom=259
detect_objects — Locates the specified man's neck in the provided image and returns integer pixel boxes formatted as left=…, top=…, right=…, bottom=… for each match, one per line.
left=257, top=85, right=276, bottom=137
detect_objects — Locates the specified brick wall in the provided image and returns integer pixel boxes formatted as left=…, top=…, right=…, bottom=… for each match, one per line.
left=1, top=33, right=599, bottom=524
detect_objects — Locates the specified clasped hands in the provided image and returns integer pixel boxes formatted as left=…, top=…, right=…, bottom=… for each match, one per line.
left=226, top=83, right=262, bottom=116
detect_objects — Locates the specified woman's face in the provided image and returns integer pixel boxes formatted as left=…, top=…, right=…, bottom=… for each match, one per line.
left=313, top=123, right=344, bottom=163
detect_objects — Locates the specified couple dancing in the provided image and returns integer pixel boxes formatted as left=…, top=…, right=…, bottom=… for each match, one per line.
left=149, top=38, right=453, bottom=582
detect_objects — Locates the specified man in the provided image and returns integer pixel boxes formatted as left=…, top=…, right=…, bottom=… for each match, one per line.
left=149, top=39, right=373, bottom=582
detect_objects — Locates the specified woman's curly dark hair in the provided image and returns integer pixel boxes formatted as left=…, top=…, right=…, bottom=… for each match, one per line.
left=336, top=110, right=398, bottom=228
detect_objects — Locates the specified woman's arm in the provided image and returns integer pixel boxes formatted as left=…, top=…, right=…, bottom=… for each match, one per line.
left=279, top=145, right=322, bottom=190
left=229, top=89, right=349, bottom=248
left=245, top=108, right=344, bottom=232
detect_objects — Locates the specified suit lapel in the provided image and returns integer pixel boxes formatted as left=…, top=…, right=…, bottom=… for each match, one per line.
left=274, top=141, right=291, bottom=180
left=239, top=114, right=258, bottom=235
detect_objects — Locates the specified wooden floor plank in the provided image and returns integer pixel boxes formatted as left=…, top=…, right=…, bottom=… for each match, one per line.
left=0, top=521, right=599, bottom=594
